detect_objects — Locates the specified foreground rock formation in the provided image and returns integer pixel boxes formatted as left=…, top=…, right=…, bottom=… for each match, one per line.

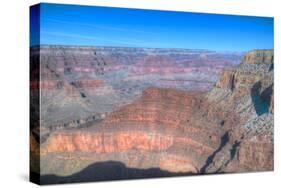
left=30, top=49, right=273, bottom=183
left=201, top=49, right=274, bottom=172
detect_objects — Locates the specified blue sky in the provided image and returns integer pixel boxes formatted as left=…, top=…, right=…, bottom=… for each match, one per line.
left=30, top=3, right=274, bottom=52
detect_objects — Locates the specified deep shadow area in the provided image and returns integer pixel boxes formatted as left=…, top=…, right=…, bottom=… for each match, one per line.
left=214, top=139, right=241, bottom=173
left=230, top=140, right=241, bottom=160
left=251, top=82, right=272, bottom=116
left=200, top=131, right=229, bottom=173
left=38, top=161, right=194, bottom=185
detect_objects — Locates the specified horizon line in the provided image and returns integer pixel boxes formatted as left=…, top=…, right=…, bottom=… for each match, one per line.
left=29, top=44, right=263, bottom=53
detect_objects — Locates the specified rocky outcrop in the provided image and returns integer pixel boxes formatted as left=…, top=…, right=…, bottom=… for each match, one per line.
left=216, top=69, right=236, bottom=90
left=207, top=49, right=274, bottom=116
left=237, top=135, right=273, bottom=171
left=103, top=88, right=201, bottom=128
left=201, top=49, right=274, bottom=173
left=45, top=131, right=174, bottom=153
left=243, top=49, right=273, bottom=64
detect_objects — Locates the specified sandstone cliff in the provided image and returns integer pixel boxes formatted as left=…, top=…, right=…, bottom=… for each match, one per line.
left=203, top=49, right=274, bottom=172
left=243, top=49, right=273, bottom=64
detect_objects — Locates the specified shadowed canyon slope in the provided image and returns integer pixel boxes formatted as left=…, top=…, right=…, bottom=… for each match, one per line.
left=30, top=48, right=273, bottom=184
left=38, top=161, right=194, bottom=185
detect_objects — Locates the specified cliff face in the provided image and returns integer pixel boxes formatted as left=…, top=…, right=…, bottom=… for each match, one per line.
left=208, top=49, right=273, bottom=118
left=243, top=50, right=273, bottom=64
left=45, top=132, right=174, bottom=153
left=204, top=49, right=274, bottom=172
left=103, top=88, right=200, bottom=128
left=34, top=49, right=273, bottom=178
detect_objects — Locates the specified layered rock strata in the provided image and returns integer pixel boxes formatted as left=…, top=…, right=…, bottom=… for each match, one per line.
left=31, top=49, right=273, bottom=179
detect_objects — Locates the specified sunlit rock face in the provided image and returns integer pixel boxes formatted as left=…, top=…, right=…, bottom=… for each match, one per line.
left=243, top=50, right=273, bottom=64
left=30, top=48, right=273, bottom=181
left=203, top=49, right=274, bottom=173
left=45, top=132, right=175, bottom=154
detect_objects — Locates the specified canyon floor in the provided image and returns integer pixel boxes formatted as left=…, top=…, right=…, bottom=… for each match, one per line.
left=30, top=46, right=273, bottom=184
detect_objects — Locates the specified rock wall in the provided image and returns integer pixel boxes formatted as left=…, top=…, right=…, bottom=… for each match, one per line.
left=103, top=88, right=200, bottom=129
left=243, top=49, right=273, bottom=64
left=203, top=49, right=274, bottom=173
left=237, top=135, right=273, bottom=171
left=44, top=131, right=174, bottom=153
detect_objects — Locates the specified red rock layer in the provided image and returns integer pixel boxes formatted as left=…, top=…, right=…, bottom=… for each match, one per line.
left=243, top=50, right=273, bottom=64
left=30, top=80, right=63, bottom=90
left=71, top=80, right=104, bottom=89
left=103, top=88, right=200, bottom=129
left=45, top=132, right=173, bottom=153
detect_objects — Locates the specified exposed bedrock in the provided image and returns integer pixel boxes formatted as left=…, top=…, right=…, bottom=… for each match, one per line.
left=41, top=131, right=209, bottom=174
left=44, top=132, right=174, bottom=154
left=42, top=130, right=210, bottom=174
left=201, top=49, right=274, bottom=173
left=103, top=88, right=201, bottom=128
left=243, top=49, right=273, bottom=64
left=235, top=135, right=273, bottom=172
left=206, top=49, right=273, bottom=119
left=215, top=69, right=236, bottom=90
left=35, top=49, right=273, bottom=177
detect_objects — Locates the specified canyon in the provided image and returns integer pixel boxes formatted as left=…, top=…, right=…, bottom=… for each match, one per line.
left=30, top=47, right=273, bottom=184
left=30, top=46, right=242, bottom=141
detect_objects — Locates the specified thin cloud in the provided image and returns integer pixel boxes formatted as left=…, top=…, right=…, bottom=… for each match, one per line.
left=41, top=30, right=156, bottom=47
left=42, top=18, right=159, bottom=36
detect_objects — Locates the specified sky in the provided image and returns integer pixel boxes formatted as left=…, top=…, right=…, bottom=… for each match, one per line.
left=30, top=3, right=274, bottom=52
